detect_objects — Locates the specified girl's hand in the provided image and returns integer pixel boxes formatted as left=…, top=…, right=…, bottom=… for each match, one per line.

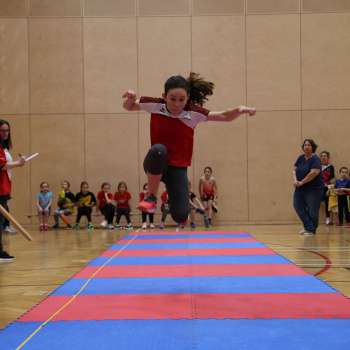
left=122, top=90, right=137, bottom=102
left=17, top=154, right=26, bottom=167
left=238, top=106, right=256, bottom=116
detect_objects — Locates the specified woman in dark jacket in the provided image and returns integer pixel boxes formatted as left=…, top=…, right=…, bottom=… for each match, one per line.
left=293, top=139, right=323, bottom=236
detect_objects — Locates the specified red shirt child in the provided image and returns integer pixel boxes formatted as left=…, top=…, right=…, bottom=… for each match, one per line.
left=97, top=191, right=114, bottom=211
left=114, top=191, right=131, bottom=209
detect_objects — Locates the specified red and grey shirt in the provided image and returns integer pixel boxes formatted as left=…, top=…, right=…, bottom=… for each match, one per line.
left=139, top=97, right=210, bottom=167
left=0, top=146, right=11, bottom=196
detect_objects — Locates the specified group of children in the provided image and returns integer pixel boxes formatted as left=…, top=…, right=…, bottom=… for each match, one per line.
left=321, top=151, right=350, bottom=226
left=35, top=167, right=218, bottom=231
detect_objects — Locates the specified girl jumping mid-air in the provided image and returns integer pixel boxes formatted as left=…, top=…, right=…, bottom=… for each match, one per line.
left=123, top=72, right=256, bottom=225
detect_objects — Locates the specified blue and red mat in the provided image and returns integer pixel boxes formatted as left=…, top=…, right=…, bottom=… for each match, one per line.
left=1, top=230, right=350, bottom=349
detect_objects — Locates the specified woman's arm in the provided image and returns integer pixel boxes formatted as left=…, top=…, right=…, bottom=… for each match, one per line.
left=3, top=155, right=26, bottom=170
left=296, top=169, right=321, bottom=187
left=122, top=90, right=140, bottom=111
left=207, top=106, right=256, bottom=122
left=292, top=167, right=298, bottom=186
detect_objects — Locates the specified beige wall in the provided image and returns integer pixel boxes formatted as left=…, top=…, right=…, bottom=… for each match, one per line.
left=1, top=0, right=350, bottom=224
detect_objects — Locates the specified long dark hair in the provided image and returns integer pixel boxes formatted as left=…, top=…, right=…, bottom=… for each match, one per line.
left=80, top=181, right=89, bottom=191
left=0, top=119, right=12, bottom=150
left=164, top=72, right=214, bottom=106
left=302, top=139, right=318, bottom=153
left=118, top=181, right=128, bottom=191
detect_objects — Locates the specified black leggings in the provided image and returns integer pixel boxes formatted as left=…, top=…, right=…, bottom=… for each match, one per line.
left=116, top=208, right=131, bottom=224
left=101, top=204, right=115, bottom=225
left=76, top=206, right=92, bottom=224
left=142, top=212, right=154, bottom=224
left=0, top=195, right=10, bottom=252
left=143, top=144, right=189, bottom=223
left=338, top=195, right=350, bottom=224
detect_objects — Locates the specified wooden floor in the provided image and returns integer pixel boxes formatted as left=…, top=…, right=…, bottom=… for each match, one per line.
left=1, top=223, right=350, bottom=329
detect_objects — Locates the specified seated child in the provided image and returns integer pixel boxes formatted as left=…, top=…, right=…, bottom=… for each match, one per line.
left=74, top=181, right=96, bottom=230
left=114, top=181, right=132, bottom=230
left=53, top=180, right=75, bottom=229
left=139, top=183, right=155, bottom=229
left=97, top=182, right=115, bottom=230
left=36, top=181, right=53, bottom=231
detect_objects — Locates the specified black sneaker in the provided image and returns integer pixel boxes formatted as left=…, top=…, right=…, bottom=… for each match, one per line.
left=0, top=251, right=15, bottom=263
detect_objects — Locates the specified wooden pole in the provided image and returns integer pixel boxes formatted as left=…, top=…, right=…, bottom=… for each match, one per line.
left=0, top=204, right=33, bottom=241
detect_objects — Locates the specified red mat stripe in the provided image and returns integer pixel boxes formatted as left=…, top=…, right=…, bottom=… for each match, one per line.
left=19, top=293, right=350, bottom=322
left=102, top=247, right=275, bottom=258
left=75, top=264, right=308, bottom=278
left=121, top=237, right=256, bottom=244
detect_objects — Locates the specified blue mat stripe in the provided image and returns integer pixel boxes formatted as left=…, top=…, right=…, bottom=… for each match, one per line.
left=89, top=255, right=291, bottom=266
left=52, top=276, right=334, bottom=296
left=109, top=242, right=266, bottom=250
left=2, top=319, right=350, bottom=350
left=123, top=233, right=252, bottom=239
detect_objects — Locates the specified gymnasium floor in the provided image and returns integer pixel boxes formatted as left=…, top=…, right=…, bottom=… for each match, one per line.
left=1, top=223, right=350, bottom=329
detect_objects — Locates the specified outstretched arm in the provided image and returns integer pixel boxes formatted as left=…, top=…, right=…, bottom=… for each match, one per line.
left=208, top=106, right=256, bottom=122
left=122, top=90, right=141, bottom=111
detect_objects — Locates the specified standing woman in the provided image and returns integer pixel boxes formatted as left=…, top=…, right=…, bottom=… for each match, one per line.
left=0, top=119, right=26, bottom=262
left=293, top=139, right=323, bottom=235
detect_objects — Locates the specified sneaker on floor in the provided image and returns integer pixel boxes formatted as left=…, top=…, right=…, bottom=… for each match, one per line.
left=44, top=224, right=49, bottom=231
left=4, top=226, right=17, bottom=234
left=52, top=223, right=59, bottom=229
left=149, top=223, right=155, bottom=229
left=114, top=224, right=121, bottom=229
left=73, top=223, right=80, bottom=230
left=39, top=224, right=44, bottom=232
left=141, top=222, right=148, bottom=230
left=126, top=223, right=133, bottom=230
left=298, top=229, right=306, bottom=235
left=87, top=223, right=94, bottom=230
left=159, top=222, right=165, bottom=229
left=100, top=220, right=107, bottom=228
left=0, top=251, right=15, bottom=263
left=138, top=195, right=157, bottom=213
left=303, top=231, right=315, bottom=236
left=325, top=217, right=332, bottom=225
left=190, top=222, right=196, bottom=229
left=107, top=224, right=114, bottom=230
